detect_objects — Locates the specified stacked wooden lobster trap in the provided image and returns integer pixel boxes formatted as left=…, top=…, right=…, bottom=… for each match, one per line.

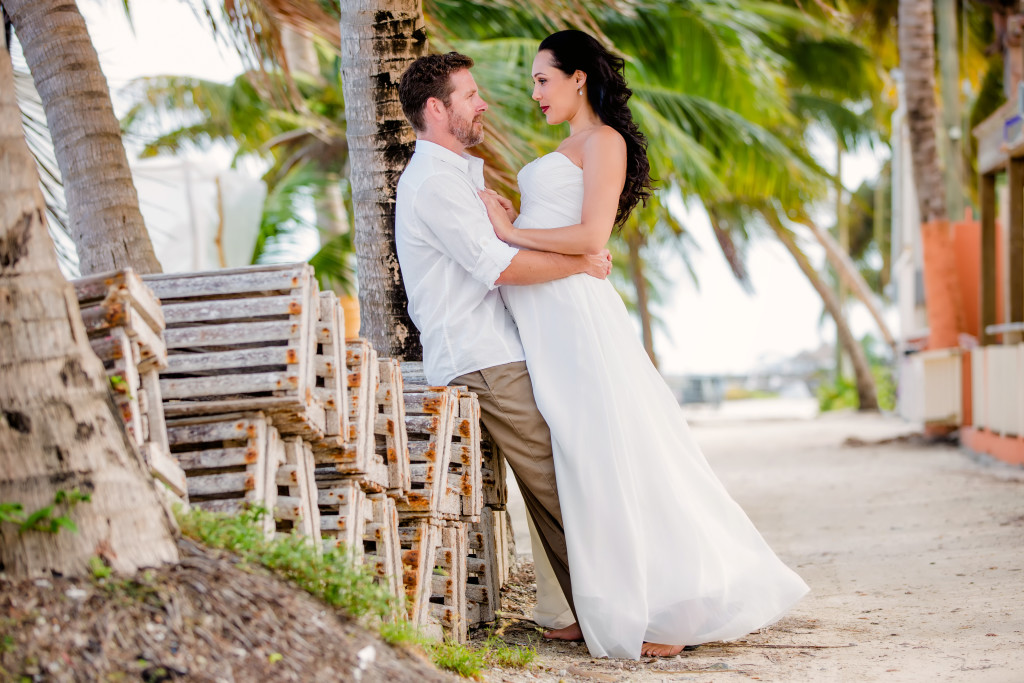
left=72, top=263, right=517, bottom=641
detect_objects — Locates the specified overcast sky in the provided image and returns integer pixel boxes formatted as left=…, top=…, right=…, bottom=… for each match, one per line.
left=73, top=0, right=891, bottom=375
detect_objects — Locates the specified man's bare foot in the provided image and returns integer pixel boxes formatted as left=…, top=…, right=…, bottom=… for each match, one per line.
left=641, top=642, right=685, bottom=657
left=543, top=622, right=584, bottom=641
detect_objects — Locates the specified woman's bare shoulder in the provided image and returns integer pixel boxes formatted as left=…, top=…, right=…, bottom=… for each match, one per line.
left=582, top=126, right=626, bottom=161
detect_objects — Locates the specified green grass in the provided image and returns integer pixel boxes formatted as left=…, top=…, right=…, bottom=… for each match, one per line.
left=379, top=619, right=433, bottom=648
left=482, top=635, right=536, bottom=668
left=175, top=505, right=397, bottom=622
left=430, top=641, right=487, bottom=678
left=175, top=506, right=537, bottom=678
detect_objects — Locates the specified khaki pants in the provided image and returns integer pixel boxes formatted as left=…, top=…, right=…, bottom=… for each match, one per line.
left=453, top=361, right=576, bottom=618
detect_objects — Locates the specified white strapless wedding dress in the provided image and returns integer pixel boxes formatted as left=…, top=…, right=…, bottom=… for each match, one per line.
left=501, top=152, right=809, bottom=659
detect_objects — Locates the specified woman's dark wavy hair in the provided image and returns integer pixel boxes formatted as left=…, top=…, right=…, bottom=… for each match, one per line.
left=539, top=30, right=652, bottom=226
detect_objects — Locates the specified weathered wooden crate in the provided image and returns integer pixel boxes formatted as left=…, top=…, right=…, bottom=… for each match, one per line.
left=375, top=358, right=411, bottom=496
left=275, top=436, right=322, bottom=551
left=496, top=508, right=516, bottom=586
left=316, top=477, right=367, bottom=556
left=465, top=505, right=502, bottom=626
left=363, top=492, right=404, bottom=605
left=90, top=328, right=144, bottom=443
left=399, top=387, right=457, bottom=518
left=74, top=268, right=167, bottom=372
left=399, top=518, right=442, bottom=630
left=143, top=264, right=326, bottom=441
left=430, top=521, right=468, bottom=642
left=166, top=412, right=281, bottom=538
left=399, top=361, right=429, bottom=391
left=479, top=431, right=507, bottom=510
left=324, top=340, right=389, bottom=489
left=314, top=291, right=348, bottom=447
left=450, top=392, right=483, bottom=522
left=75, top=270, right=185, bottom=502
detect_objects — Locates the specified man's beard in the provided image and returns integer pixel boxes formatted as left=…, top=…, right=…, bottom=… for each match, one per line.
left=448, top=111, right=484, bottom=147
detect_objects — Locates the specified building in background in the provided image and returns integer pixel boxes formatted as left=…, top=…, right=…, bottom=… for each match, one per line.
left=893, top=41, right=1024, bottom=466
left=132, top=158, right=266, bottom=273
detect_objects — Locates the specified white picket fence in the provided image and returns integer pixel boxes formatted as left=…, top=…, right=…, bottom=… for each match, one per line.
left=972, top=343, right=1024, bottom=437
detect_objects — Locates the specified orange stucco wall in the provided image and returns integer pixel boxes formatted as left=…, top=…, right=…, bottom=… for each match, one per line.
left=961, top=426, right=1024, bottom=465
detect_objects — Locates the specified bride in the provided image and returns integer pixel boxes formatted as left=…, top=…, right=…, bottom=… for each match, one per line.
left=477, top=30, right=810, bottom=659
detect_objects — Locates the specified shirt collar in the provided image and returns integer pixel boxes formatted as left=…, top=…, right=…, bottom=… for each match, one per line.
left=414, top=139, right=485, bottom=181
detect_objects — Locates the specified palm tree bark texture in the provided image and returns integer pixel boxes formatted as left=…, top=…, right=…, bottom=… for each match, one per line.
left=0, top=35, right=178, bottom=577
left=897, top=0, right=965, bottom=350
left=5, top=0, right=162, bottom=276
left=339, top=0, right=426, bottom=360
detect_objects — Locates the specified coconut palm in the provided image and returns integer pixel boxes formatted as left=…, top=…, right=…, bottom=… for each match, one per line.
left=121, top=61, right=356, bottom=292
left=135, top=0, right=883, bottom=373
left=897, top=0, right=965, bottom=349
left=0, top=31, right=178, bottom=578
left=4, top=0, right=161, bottom=275
left=336, top=0, right=426, bottom=359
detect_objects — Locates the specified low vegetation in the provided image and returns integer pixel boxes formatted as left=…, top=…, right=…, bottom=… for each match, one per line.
left=176, top=506, right=536, bottom=678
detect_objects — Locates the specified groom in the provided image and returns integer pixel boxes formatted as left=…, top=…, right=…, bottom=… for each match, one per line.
left=394, top=52, right=608, bottom=638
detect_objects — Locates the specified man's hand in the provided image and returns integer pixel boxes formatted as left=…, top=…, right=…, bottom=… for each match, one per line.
left=583, top=249, right=612, bottom=279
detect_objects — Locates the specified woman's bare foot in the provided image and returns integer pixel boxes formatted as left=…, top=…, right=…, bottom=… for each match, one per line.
left=543, top=622, right=584, bottom=641
left=641, top=642, right=685, bottom=657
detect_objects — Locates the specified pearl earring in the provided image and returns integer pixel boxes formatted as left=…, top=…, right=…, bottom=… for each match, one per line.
left=578, top=87, right=582, bottom=96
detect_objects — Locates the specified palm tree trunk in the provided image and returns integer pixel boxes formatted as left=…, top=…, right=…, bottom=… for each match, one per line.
left=6, top=0, right=161, bottom=276
left=801, top=218, right=898, bottom=352
left=626, top=230, right=658, bottom=368
left=898, top=0, right=965, bottom=349
left=0, top=38, right=177, bottom=578
left=935, top=0, right=963, bottom=222
left=339, top=0, right=426, bottom=359
left=770, top=216, right=879, bottom=412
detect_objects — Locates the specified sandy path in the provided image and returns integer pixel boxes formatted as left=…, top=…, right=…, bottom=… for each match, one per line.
left=472, top=411, right=1024, bottom=682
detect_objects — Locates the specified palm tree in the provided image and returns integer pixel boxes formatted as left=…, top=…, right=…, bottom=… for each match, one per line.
left=897, top=0, right=965, bottom=350
left=121, top=64, right=356, bottom=292
left=0, top=34, right=178, bottom=577
left=144, top=0, right=886, bottom=376
left=338, top=0, right=426, bottom=360
left=768, top=209, right=881, bottom=411
left=4, top=0, right=161, bottom=275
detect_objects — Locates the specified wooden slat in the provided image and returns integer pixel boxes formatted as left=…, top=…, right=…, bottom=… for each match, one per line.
left=141, top=443, right=188, bottom=498
left=165, top=347, right=297, bottom=374
left=192, top=499, right=247, bottom=515
left=163, top=320, right=300, bottom=348
left=405, top=415, right=442, bottom=434
left=143, top=264, right=308, bottom=300
left=175, top=446, right=256, bottom=470
left=404, top=391, right=449, bottom=416
left=187, top=471, right=253, bottom=497
left=275, top=495, right=306, bottom=520
left=160, top=372, right=298, bottom=399
left=73, top=268, right=165, bottom=332
left=167, top=416, right=263, bottom=445
left=162, top=295, right=302, bottom=324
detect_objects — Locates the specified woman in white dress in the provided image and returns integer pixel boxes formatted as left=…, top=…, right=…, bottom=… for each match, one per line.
left=477, top=30, right=810, bottom=659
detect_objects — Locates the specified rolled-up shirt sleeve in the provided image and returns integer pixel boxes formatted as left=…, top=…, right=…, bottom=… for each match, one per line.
left=415, top=173, right=519, bottom=290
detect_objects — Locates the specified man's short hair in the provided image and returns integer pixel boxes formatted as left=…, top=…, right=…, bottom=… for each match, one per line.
left=399, top=52, right=475, bottom=132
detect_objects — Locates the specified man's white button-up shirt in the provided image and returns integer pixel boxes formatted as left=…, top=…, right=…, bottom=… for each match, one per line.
left=395, top=140, right=526, bottom=386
